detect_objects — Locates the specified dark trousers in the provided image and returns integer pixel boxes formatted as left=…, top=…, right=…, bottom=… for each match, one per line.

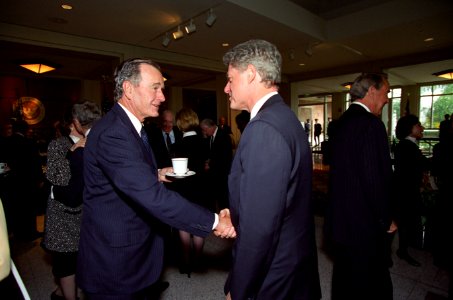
left=331, top=241, right=393, bottom=300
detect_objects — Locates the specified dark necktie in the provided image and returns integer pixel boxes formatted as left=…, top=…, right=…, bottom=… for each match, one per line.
left=140, top=127, right=152, bottom=154
left=165, top=132, right=172, bottom=150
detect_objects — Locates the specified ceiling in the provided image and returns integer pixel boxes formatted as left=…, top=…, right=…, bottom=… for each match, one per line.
left=0, top=0, right=452, bottom=94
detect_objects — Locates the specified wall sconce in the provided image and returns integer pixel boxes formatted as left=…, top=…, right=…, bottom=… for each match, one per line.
left=185, top=19, right=196, bottom=34
left=20, top=63, right=56, bottom=74
left=432, top=69, right=453, bottom=79
left=206, top=8, right=217, bottom=27
left=162, top=33, right=171, bottom=47
left=341, top=82, right=353, bottom=89
left=172, top=26, right=184, bottom=40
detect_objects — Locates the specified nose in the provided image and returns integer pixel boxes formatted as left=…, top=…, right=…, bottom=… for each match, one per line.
left=224, top=82, right=230, bottom=94
left=157, top=89, right=166, bottom=102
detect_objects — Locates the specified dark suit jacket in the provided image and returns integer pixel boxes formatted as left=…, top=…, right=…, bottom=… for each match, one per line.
left=225, top=94, right=320, bottom=300
left=77, top=103, right=215, bottom=295
left=208, top=129, right=233, bottom=178
left=147, top=125, right=182, bottom=169
left=324, top=103, right=393, bottom=248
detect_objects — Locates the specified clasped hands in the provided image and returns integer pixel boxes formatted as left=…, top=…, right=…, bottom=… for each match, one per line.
left=214, top=208, right=236, bottom=239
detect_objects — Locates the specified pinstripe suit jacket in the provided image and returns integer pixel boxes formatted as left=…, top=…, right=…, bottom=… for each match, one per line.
left=324, top=103, right=393, bottom=248
left=77, top=103, right=214, bottom=295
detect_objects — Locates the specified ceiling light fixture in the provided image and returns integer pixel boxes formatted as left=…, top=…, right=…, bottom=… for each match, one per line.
left=61, top=4, right=73, bottom=10
left=432, top=69, right=453, bottom=80
left=172, top=26, right=184, bottom=40
left=20, top=63, right=56, bottom=74
left=206, top=8, right=217, bottom=27
left=341, top=82, right=354, bottom=89
left=185, top=19, right=196, bottom=34
left=162, top=33, right=171, bottom=47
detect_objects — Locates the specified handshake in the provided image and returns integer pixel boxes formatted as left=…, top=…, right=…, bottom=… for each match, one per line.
left=213, top=208, right=236, bottom=239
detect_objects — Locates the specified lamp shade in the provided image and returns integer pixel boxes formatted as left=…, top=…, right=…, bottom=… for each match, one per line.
left=20, top=63, right=55, bottom=74
left=433, top=69, right=453, bottom=80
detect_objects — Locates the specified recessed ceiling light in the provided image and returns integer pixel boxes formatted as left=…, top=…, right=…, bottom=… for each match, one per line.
left=424, top=37, right=434, bottom=42
left=61, top=4, right=73, bottom=10
left=299, top=63, right=305, bottom=66
left=222, top=43, right=229, bottom=47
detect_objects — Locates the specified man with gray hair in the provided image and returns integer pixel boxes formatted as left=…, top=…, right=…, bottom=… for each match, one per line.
left=222, top=39, right=320, bottom=299
left=324, top=73, right=397, bottom=300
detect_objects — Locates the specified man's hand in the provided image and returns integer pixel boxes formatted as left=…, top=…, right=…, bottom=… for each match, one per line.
left=158, top=167, right=173, bottom=183
left=214, top=208, right=236, bottom=238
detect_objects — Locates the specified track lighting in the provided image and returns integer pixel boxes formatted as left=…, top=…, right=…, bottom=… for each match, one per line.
left=162, top=33, right=171, bottom=47
left=206, top=8, right=217, bottom=27
left=185, top=19, right=196, bottom=34
left=172, top=26, right=184, bottom=40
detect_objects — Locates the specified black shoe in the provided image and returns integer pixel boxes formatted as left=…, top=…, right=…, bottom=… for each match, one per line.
left=397, top=250, right=421, bottom=267
left=146, top=281, right=169, bottom=298
left=51, top=290, right=65, bottom=300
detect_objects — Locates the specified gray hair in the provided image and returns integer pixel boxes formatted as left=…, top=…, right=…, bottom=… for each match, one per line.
left=222, top=39, right=282, bottom=88
left=72, top=101, right=101, bottom=129
left=113, top=58, right=161, bottom=102
left=349, top=73, right=388, bottom=102
left=200, top=118, right=216, bottom=128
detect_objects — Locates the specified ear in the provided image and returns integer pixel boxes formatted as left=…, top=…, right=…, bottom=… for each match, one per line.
left=123, top=80, right=133, bottom=100
left=246, top=64, right=257, bottom=84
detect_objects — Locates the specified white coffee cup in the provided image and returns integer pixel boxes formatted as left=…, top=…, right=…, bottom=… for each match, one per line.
left=0, top=162, right=7, bottom=174
left=171, top=158, right=188, bottom=175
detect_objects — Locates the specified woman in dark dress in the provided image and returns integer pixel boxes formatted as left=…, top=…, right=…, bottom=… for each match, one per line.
left=172, top=108, right=209, bottom=277
left=393, top=114, right=429, bottom=267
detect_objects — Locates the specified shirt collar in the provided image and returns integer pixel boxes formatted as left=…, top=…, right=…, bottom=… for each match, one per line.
left=405, top=136, right=417, bottom=144
left=183, top=131, right=197, bottom=138
left=351, top=101, right=370, bottom=113
left=250, top=91, right=278, bottom=120
left=118, top=103, right=143, bottom=135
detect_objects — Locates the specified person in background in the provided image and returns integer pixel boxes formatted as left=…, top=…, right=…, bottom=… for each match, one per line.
left=393, top=114, right=429, bottom=267
left=43, top=101, right=101, bottom=300
left=218, top=116, right=232, bottom=135
left=439, top=113, right=452, bottom=143
left=222, top=39, right=321, bottom=300
left=76, top=58, right=235, bottom=299
left=146, top=109, right=182, bottom=169
left=324, top=73, right=397, bottom=300
left=172, top=109, right=209, bottom=277
left=5, top=119, right=43, bottom=241
left=314, top=119, right=322, bottom=146
left=200, top=118, right=233, bottom=211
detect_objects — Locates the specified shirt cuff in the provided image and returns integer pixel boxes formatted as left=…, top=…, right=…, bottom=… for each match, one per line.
left=212, top=213, right=219, bottom=230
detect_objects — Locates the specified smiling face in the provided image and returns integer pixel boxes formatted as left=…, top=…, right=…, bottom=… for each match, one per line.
left=121, top=64, right=165, bottom=121
left=224, top=65, right=250, bottom=111
left=410, top=122, right=424, bottom=140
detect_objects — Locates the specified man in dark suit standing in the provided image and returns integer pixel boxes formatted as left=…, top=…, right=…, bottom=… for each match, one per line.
left=200, top=118, right=233, bottom=211
left=145, top=109, right=182, bottom=169
left=222, top=39, right=320, bottom=300
left=77, top=58, right=235, bottom=299
left=324, top=73, right=397, bottom=300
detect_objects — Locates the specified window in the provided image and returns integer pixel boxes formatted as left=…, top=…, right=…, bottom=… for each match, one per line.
left=419, top=83, right=453, bottom=129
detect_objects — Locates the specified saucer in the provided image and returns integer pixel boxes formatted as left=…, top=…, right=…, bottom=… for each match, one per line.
left=165, top=170, right=196, bottom=179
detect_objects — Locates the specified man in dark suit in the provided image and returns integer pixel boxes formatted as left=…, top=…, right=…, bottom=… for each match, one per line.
left=324, top=73, right=397, bottom=300
left=200, top=118, right=233, bottom=211
left=222, top=40, right=321, bottom=300
left=76, top=58, right=235, bottom=300
left=145, top=109, right=182, bottom=169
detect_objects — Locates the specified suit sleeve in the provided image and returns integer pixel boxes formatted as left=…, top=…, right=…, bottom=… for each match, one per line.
left=94, top=126, right=214, bottom=237
left=229, top=121, right=292, bottom=299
